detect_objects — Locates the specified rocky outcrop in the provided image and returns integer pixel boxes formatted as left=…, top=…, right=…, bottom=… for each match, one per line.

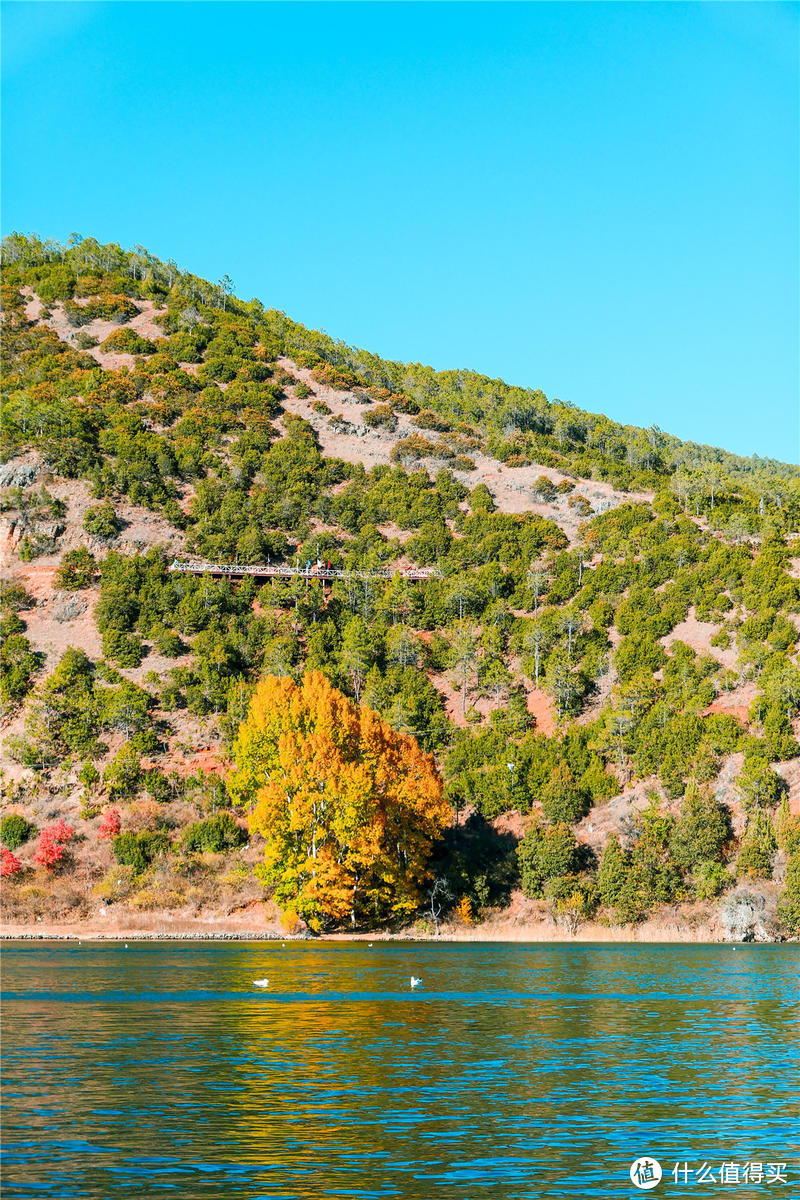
left=720, top=889, right=780, bottom=942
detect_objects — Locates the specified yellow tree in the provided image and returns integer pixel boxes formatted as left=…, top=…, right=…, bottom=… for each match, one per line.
left=228, top=671, right=449, bottom=928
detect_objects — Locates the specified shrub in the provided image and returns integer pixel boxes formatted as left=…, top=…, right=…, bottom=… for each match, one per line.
left=54, top=547, right=97, bottom=590
left=412, top=410, right=451, bottom=433
left=310, top=363, right=359, bottom=390
left=101, top=628, right=143, bottom=666
left=97, top=808, right=121, bottom=841
left=0, top=580, right=34, bottom=613
left=469, top=484, right=495, bottom=514
left=152, top=627, right=185, bottom=657
left=775, top=801, right=800, bottom=855
left=182, top=812, right=247, bottom=853
left=79, top=760, right=100, bottom=789
left=93, top=864, right=136, bottom=902
left=363, top=404, right=397, bottom=430
left=694, top=861, right=730, bottom=900
left=532, top=476, right=557, bottom=502
left=64, top=294, right=139, bottom=325
left=113, top=830, right=169, bottom=872
left=737, top=759, right=786, bottom=811
left=100, top=328, right=156, bottom=355
left=83, top=503, right=118, bottom=541
left=390, top=434, right=441, bottom=465
left=295, top=382, right=313, bottom=399
left=1, top=847, right=22, bottom=876
left=544, top=873, right=598, bottom=929
left=1, top=633, right=42, bottom=704
left=580, top=756, right=618, bottom=802
left=280, top=908, right=302, bottom=934
left=0, top=813, right=37, bottom=850
left=33, top=819, right=74, bottom=871
left=669, top=783, right=731, bottom=871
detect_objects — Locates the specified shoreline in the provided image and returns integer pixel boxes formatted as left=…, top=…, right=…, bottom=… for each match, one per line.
left=0, top=922, right=746, bottom=945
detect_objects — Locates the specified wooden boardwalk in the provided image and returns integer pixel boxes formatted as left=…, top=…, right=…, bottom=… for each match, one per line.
left=168, top=560, right=441, bottom=582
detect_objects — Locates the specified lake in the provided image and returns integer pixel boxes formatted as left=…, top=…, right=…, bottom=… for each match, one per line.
left=1, top=942, right=798, bottom=1198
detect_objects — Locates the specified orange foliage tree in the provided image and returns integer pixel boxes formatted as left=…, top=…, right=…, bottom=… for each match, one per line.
left=228, top=671, right=450, bottom=929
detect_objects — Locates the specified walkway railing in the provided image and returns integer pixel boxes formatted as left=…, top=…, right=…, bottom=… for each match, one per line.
left=168, top=560, right=441, bottom=582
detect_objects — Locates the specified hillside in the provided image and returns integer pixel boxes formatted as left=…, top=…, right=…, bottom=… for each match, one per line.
left=1, top=233, right=799, bottom=942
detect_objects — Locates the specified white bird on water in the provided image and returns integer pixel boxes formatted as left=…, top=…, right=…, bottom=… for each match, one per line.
left=410, top=976, right=422, bottom=989
left=253, top=978, right=270, bottom=988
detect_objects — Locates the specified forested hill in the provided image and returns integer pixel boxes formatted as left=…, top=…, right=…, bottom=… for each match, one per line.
left=1, top=232, right=799, bottom=941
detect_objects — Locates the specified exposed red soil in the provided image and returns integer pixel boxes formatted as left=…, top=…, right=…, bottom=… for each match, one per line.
left=162, top=746, right=228, bottom=779
left=490, top=808, right=530, bottom=841
left=702, top=701, right=749, bottom=724
left=427, top=671, right=494, bottom=727
left=525, top=687, right=557, bottom=735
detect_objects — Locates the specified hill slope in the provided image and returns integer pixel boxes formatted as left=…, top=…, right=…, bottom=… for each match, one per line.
left=1, top=233, right=799, bottom=942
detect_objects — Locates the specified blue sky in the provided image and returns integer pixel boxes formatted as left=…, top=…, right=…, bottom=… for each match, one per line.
left=2, top=1, right=798, bottom=462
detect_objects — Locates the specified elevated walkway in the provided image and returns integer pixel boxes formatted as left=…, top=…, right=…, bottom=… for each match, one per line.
left=168, top=560, right=441, bottom=582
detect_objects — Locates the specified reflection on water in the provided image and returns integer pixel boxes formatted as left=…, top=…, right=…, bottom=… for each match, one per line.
left=1, top=942, right=798, bottom=1198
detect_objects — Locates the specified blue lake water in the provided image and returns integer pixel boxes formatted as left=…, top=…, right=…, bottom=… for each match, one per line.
left=1, top=941, right=798, bottom=1198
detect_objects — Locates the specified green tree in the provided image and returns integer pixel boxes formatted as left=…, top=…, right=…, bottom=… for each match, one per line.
left=518, top=821, right=580, bottom=898
left=737, top=813, right=776, bottom=879
left=669, top=782, right=731, bottom=872
left=597, top=834, right=628, bottom=908
left=104, top=744, right=144, bottom=801
left=340, top=616, right=373, bottom=703
left=777, top=852, right=800, bottom=935
left=540, top=762, right=586, bottom=824
left=738, top=758, right=785, bottom=811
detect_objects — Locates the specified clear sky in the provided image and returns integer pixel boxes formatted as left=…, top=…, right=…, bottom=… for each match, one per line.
left=2, top=1, right=798, bottom=462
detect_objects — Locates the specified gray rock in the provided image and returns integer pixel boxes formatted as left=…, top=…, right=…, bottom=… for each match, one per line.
left=720, top=889, right=775, bottom=942
left=0, top=460, right=38, bottom=487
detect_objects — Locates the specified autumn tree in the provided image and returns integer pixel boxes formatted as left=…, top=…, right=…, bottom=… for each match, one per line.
left=229, top=671, right=450, bottom=928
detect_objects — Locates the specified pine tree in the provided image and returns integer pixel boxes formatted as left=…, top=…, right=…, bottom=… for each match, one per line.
left=598, top=834, right=628, bottom=907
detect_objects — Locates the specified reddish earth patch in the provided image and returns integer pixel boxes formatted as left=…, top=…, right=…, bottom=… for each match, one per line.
left=10, top=563, right=102, bottom=670
left=526, top=688, right=556, bottom=736
left=167, top=747, right=228, bottom=779
left=702, top=701, right=749, bottom=725
left=491, top=809, right=530, bottom=841
left=428, top=672, right=495, bottom=727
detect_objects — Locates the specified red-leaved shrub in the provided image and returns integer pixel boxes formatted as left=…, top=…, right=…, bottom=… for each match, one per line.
left=1, top=847, right=22, bottom=876
left=97, top=807, right=121, bottom=840
left=33, top=819, right=74, bottom=871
